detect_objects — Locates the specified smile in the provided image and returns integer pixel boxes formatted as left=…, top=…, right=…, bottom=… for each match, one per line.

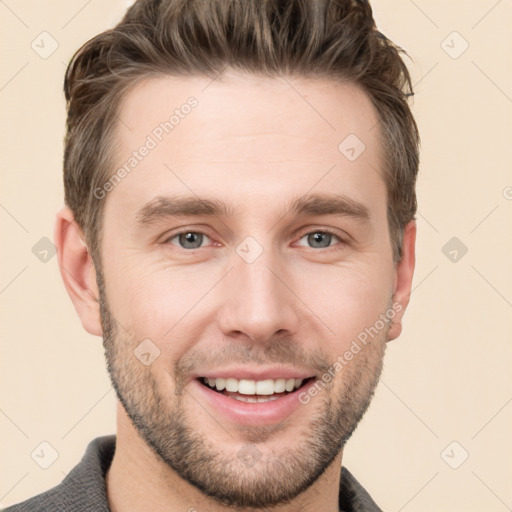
left=199, top=376, right=314, bottom=403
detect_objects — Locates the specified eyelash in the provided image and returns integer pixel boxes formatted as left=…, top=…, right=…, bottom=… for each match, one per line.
left=294, top=228, right=345, bottom=250
left=163, top=228, right=347, bottom=251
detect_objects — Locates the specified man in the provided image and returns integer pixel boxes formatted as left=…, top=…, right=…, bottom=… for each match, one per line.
left=4, top=0, right=418, bottom=510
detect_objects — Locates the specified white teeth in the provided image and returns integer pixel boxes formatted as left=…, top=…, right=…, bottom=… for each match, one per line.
left=274, top=378, right=286, bottom=393
left=225, top=378, right=238, bottom=392
left=238, top=379, right=256, bottom=395
left=230, top=395, right=281, bottom=403
left=202, top=376, right=309, bottom=395
left=256, top=379, right=275, bottom=395
left=231, top=395, right=283, bottom=403
left=257, top=396, right=279, bottom=403
left=232, top=395, right=258, bottom=403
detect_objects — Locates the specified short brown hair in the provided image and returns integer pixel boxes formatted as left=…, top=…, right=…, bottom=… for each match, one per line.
left=64, top=0, right=419, bottom=265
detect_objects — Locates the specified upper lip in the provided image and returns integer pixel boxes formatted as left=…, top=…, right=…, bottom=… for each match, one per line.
left=191, top=365, right=317, bottom=381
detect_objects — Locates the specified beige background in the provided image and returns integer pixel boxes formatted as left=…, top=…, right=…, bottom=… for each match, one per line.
left=1, top=1, right=511, bottom=510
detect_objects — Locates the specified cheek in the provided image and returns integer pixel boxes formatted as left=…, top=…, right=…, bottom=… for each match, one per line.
left=104, top=259, right=219, bottom=350
left=292, top=262, right=393, bottom=354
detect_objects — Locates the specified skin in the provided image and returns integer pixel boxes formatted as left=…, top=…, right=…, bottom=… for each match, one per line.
left=55, top=70, right=416, bottom=512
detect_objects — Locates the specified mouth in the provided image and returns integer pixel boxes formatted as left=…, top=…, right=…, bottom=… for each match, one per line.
left=197, top=376, right=315, bottom=403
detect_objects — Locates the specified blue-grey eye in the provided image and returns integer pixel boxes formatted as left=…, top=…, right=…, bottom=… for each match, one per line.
left=297, top=231, right=340, bottom=249
left=309, top=232, right=331, bottom=248
left=169, top=232, right=208, bottom=249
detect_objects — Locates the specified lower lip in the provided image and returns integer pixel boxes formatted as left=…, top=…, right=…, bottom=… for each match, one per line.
left=190, top=379, right=316, bottom=426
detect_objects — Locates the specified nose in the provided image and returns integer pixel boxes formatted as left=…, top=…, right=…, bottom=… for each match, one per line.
left=217, top=249, right=301, bottom=345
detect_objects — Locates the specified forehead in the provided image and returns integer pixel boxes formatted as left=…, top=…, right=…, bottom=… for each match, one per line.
left=106, top=71, right=384, bottom=218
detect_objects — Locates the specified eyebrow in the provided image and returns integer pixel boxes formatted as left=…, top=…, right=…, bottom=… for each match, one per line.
left=135, top=192, right=370, bottom=226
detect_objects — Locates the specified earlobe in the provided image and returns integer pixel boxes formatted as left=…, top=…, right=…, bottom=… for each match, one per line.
left=387, top=221, right=416, bottom=341
left=54, top=207, right=103, bottom=337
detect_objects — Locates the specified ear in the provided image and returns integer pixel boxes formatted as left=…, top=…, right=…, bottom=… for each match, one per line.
left=54, top=207, right=103, bottom=336
left=387, top=221, right=416, bottom=341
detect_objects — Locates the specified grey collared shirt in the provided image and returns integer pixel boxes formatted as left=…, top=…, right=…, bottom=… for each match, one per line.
left=3, top=436, right=383, bottom=512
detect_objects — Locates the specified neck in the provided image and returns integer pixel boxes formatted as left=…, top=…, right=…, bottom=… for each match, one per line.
left=106, top=404, right=343, bottom=512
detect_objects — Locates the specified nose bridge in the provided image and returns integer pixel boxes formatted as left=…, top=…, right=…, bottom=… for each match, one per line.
left=217, top=243, right=299, bottom=342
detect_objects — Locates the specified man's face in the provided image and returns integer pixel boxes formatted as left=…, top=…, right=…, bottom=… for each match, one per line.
left=98, top=71, right=399, bottom=508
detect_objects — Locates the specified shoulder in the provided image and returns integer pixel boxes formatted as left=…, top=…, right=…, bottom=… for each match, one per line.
left=2, top=436, right=116, bottom=512
left=2, top=484, right=67, bottom=512
left=339, top=466, right=383, bottom=512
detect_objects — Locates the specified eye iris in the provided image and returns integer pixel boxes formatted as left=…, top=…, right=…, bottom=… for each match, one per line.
left=308, top=232, right=331, bottom=248
left=179, top=232, right=203, bottom=249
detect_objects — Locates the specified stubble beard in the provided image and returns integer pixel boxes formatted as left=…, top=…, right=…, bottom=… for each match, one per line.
left=97, top=271, right=387, bottom=508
